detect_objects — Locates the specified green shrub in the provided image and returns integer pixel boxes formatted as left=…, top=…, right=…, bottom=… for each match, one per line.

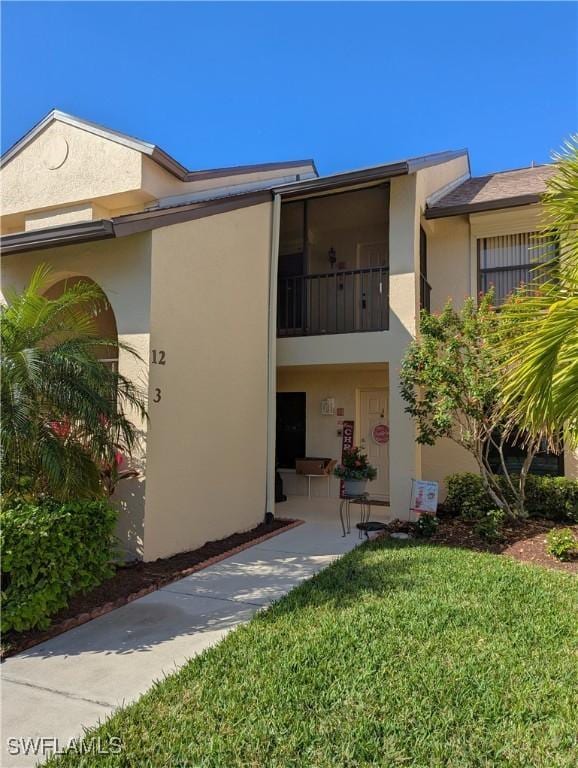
left=545, top=529, right=577, bottom=561
left=445, top=472, right=578, bottom=522
left=525, top=476, right=578, bottom=522
left=415, top=514, right=439, bottom=538
left=444, top=473, right=494, bottom=519
left=474, top=509, right=505, bottom=543
left=1, top=498, right=118, bottom=633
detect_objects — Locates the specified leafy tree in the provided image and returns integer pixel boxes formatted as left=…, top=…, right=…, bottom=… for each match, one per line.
left=1, top=265, right=147, bottom=501
left=499, top=136, right=578, bottom=448
left=400, top=293, right=540, bottom=518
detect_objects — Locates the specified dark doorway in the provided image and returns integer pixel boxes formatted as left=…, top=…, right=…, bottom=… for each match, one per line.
left=276, top=392, right=306, bottom=469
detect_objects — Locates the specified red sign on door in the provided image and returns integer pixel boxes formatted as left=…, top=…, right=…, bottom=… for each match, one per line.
left=372, top=424, right=389, bottom=445
left=339, top=420, right=355, bottom=498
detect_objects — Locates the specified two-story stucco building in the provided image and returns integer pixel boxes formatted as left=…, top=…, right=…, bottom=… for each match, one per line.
left=1, top=111, right=575, bottom=561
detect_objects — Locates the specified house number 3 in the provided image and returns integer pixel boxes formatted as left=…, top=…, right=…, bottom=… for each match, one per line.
left=151, top=349, right=166, bottom=365
left=153, top=388, right=162, bottom=403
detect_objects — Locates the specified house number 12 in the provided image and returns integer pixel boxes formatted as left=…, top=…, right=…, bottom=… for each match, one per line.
left=151, top=350, right=166, bottom=365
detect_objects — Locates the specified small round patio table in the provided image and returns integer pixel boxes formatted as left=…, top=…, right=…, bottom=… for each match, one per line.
left=339, top=493, right=371, bottom=537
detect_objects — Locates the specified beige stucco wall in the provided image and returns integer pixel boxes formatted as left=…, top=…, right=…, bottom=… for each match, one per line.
left=564, top=447, right=578, bottom=480
left=277, top=364, right=388, bottom=497
left=416, top=155, right=470, bottom=207
left=0, top=121, right=146, bottom=223
left=425, top=215, right=471, bottom=312
left=143, top=202, right=272, bottom=560
left=418, top=211, right=478, bottom=491
left=0, top=234, right=151, bottom=557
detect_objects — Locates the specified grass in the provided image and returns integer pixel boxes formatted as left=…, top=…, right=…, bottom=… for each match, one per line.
left=49, top=539, right=578, bottom=767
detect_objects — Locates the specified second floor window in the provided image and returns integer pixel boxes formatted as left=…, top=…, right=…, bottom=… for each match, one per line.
left=478, top=231, right=552, bottom=305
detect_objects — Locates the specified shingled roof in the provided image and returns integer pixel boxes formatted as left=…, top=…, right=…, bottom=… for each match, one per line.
left=425, top=164, right=555, bottom=219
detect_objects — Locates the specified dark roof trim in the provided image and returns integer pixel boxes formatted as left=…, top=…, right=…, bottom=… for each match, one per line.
left=0, top=220, right=115, bottom=255
left=0, top=191, right=272, bottom=256
left=425, top=193, right=542, bottom=219
left=273, top=149, right=467, bottom=199
left=183, top=158, right=319, bottom=183
left=113, top=189, right=271, bottom=236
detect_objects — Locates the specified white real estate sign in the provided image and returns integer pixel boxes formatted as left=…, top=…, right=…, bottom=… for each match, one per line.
left=410, top=480, right=439, bottom=515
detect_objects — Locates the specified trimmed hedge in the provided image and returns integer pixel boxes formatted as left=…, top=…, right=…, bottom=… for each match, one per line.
left=445, top=472, right=578, bottom=522
left=1, top=498, right=117, bottom=633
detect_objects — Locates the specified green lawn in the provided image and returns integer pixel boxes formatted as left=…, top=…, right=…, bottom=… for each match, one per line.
left=50, top=540, right=578, bottom=768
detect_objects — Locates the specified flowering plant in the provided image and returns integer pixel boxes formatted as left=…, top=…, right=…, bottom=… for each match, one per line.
left=334, top=446, right=377, bottom=481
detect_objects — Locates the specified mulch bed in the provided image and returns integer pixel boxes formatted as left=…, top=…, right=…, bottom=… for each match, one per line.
left=1, top=517, right=300, bottom=660
left=388, top=516, right=578, bottom=575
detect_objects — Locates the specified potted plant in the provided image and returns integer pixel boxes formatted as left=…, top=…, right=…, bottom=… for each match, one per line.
left=334, top=446, right=377, bottom=496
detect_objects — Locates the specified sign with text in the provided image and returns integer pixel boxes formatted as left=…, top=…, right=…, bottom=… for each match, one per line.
left=410, top=480, right=439, bottom=516
left=339, top=420, right=355, bottom=499
left=372, top=424, right=389, bottom=445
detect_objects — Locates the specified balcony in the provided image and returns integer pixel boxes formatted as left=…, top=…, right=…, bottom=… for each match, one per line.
left=277, top=266, right=389, bottom=337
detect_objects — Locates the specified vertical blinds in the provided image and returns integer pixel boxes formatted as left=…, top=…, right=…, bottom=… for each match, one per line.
left=478, top=231, right=551, bottom=304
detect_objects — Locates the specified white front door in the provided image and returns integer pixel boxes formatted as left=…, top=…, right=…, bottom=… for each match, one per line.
left=358, top=388, right=389, bottom=499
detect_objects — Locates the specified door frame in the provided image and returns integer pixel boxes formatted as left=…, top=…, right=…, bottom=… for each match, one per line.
left=355, top=386, right=389, bottom=500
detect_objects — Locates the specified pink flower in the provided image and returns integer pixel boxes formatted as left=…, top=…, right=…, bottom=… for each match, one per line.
left=49, top=419, right=70, bottom=439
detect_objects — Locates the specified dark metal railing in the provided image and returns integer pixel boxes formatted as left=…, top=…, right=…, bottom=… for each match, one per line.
left=277, top=266, right=389, bottom=337
left=419, top=273, right=432, bottom=312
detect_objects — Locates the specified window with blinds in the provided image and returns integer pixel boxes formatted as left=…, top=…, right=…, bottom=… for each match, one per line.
left=478, top=231, right=552, bottom=305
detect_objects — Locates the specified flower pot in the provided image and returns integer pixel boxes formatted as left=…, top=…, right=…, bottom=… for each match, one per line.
left=343, top=479, right=367, bottom=496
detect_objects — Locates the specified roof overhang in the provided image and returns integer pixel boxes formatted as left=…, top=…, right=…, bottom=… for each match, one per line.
left=425, top=193, right=542, bottom=219
left=0, top=190, right=272, bottom=256
left=274, top=150, right=468, bottom=200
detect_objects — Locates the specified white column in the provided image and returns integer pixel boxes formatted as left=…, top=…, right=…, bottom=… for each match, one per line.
left=387, top=176, right=421, bottom=519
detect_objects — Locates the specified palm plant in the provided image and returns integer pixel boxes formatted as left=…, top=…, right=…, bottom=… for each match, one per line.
left=1, top=265, right=147, bottom=500
left=499, top=136, right=578, bottom=449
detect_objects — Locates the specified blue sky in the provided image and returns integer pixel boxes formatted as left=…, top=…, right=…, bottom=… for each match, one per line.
left=2, top=2, right=576, bottom=176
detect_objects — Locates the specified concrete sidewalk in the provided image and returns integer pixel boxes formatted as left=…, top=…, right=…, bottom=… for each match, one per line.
left=2, top=497, right=391, bottom=767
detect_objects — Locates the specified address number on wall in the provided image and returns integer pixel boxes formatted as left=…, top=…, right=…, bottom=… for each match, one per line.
left=151, top=349, right=166, bottom=365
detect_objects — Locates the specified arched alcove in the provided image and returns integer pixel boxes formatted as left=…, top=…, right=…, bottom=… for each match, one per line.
left=43, top=275, right=119, bottom=370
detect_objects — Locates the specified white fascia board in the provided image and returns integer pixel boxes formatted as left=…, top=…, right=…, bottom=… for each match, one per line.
left=426, top=172, right=471, bottom=207
left=147, top=172, right=317, bottom=210
left=0, top=110, right=156, bottom=167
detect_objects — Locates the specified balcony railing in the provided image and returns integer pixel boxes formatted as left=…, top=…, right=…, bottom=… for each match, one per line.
left=277, top=266, right=389, bottom=337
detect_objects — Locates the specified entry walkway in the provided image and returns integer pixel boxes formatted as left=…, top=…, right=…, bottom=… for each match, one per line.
left=2, top=497, right=392, bottom=767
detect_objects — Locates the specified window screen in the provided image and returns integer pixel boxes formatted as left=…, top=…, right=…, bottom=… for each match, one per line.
left=478, top=232, right=551, bottom=305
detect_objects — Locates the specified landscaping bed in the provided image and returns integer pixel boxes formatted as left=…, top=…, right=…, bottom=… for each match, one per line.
left=390, top=516, right=578, bottom=574
left=46, top=537, right=578, bottom=767
left=1, top=517, right=299, bottom=660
